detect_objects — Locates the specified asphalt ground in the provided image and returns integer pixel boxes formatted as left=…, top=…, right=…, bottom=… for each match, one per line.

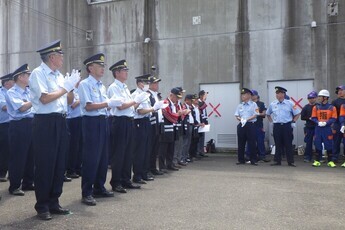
left=1, top=153, right=345, bottom=230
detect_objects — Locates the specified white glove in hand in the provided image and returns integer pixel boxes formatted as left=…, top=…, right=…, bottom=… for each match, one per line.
left=291, top=122, right=296, bottom=128
left=153, top=101, right=164, bottom=110
left=340, top=126, right=345, bottom=134
left=63, top=69, right=81, bottom=92
left=107, top=98, right=123, bottom=108
left=240, top=118, right=247, bottom=127
left=318, top=121, right=326, bottom=127
left=134, top=92, right=150, bottom=103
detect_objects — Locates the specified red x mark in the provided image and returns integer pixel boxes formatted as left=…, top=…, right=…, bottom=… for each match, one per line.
left=208, top=103, right=221, bottom=117
left=290, top=97, right=303, bottom=109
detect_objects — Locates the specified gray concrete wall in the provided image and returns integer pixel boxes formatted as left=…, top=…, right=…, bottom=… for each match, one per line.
left=0, top=0, right=344, bottom=96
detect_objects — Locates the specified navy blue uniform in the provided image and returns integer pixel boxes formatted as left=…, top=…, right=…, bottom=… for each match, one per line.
left=300, top=103, right=316, bottom=161
left=331, top=98, right=345, bottom=161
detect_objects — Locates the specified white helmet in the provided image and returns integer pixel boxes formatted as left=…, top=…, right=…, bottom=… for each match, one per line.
left=318, top=89, right=330, bottom=97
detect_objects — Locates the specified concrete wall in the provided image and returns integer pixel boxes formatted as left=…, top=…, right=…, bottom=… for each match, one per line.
left=0, top=0, right=344, bottom=97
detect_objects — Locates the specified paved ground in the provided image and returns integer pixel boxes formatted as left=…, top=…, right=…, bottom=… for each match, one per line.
left=1, top=153, right=345, bottom=230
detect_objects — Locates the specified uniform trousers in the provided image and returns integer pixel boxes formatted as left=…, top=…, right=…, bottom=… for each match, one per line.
left=159, top=140, right=175, bottom=169
left=33, top=113, right=67, bottom=213
left=66, top=117, right=82, bottom=175
left=303, top=127, right=315, bottom=161
left=181, top=124, right=192, bottom=162
left=0, top=122, right=9, bottom=178
left=237, top=122, right=257, bottom=163
left=273, top=122, right=294, bottom=164
left=197, top=132, right=205, bottom=154
left=8, top=118, right=34, bottom=192
left=149, top=124, right=160, bottom=172
left=173, top=129, right=184, bottom=164
left=110, top=116, right=134, bottom=187
left=332, top=122, right=343, bottom=161
left=245, top=124, right=266, bottom=160
left=133, top=117, right=151, bottom=181
left=108, top=116, right=114, bottom=165
left=81, top=116, right=108, bottom=197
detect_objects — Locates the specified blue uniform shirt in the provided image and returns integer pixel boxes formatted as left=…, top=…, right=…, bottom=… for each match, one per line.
left=5, top=84, right=34, bottom=120
left=29, top=62, right=67, bottom=114
left=234, top=100, right=259, bottom=122
left=132, top=88, right=151, bottom=119
left=78, top=75, right=108, bottom=116
left=66, top=88, right=82, bottom=119
left=107, top=79, right=135, bottom=117
left=266, top=99, right=300, bottom=123
left=0, top=87, right=10, bottom=123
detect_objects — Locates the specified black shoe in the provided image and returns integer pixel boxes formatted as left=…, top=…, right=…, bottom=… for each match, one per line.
left=186, top=158, right=192, bottom=163
left=236, top=162, right=245, bottom=165
left=82, top=195, right=97, bottom=206
left=270, top=162, right=281, bottom=166
left=50, top=207, right=71, bottom=215
left=199, top=153, right=209, bottom=157
left=151, top=169, right=164, bottom=175
left=37, top=212, right=52, bottom=221
left=66, top=173, right=79, bottom=179
left=173, top=164, right=182, bottom=169
left=167, top=166, right=179, bottom=171
left=133, top=179, right=147, bottom=184
left=22, top=185, right=35, bottom=191
left=178, top=161, right=187, bottom=166
left=93, top=190, right=114, bottom=198
left=123, top=183, right=141, bottom=189
left=10, top=188, right=25, bottom=196
left=258, top=158, right=271, bottom=163
left=251, top=162, right=258, bottom=166
left=159, top=169, right=168, bottom=173
left=0, top=177, right=7, bottom=182
left=63, top=176, right=72, bottom=182
left=288, top=163, right=296, bottom=167
left=113, top=185, right=127, bottom=193
left=142, top=176, right=154, bottom=181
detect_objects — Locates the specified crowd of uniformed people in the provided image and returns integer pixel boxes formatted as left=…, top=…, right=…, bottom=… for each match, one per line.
left=0, top=40, right=210, bottom=220
left=235, top=86, right=345, bottom=168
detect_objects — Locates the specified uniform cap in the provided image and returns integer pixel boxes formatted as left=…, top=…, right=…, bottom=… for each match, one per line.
left=176, top=87, right=186, bottom=93
left=307, top=91, right=318, bottom=99
left=12, top=64, right=31, bottom=78
left=251, top=89, right=259, bottom=96
left=37, top=40, right=63, bottom=55
left=241, top=88, right=253, bottom=95
left=335, top=85, right=345, bottom=94
left=83, top=53, right=105, bottom=66
left=185, top=94, right=194, bottom=100
left=171, top=87, right=183, bottom=98
left=199, top=90, right=208, bottom=97
left=0, top=73, right=13, bottom=82
left=275, top=86, right=287, bottom=93
left=148, top=75, right=161, bottom=83
left=135, top=74, right=151, bottom=83
left=109, top=59, right=129, bottom=72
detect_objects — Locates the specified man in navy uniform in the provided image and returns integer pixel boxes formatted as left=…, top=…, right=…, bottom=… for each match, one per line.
left=0, top=73, right=14, bottom=182
left=300, top=91, right=318, bottom=162
left=78, top=53, right=122, bottom=206
left=6, top=64, right=34, bottom=196
left=234, top=88, right=259, bottom=165
left=107, top=60, right=149, bottom=193
left=29, top=40, right=80, bottom=220
left=266, top=86, right=300, bottom=167
left=331, top=85, right=345, bottom=162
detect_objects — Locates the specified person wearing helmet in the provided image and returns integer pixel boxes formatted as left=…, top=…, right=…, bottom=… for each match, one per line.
left=310, top=89, right=337, bottom=167
left=331, top=85, right=345, bottom=162
left=300, top=91, right=318, bottom=162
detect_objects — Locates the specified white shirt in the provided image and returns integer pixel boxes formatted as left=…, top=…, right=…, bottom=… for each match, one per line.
left=107, top=79, right=135, bottom=117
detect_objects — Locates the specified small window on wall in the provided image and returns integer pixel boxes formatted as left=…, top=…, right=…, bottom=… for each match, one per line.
left=86, top=0, right=120, bottom=5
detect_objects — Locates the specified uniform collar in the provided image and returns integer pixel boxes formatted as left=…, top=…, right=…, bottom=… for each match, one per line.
left=13, top=84, right=28, bottom=94
left=88, top=75, right=102, bottom=86
left=41, top=62, right=60, bottom=76
left=114, top=78, right=126, bottom=89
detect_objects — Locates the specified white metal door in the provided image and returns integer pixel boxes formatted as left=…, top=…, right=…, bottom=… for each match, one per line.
left=267, top=80, right=314, bottom=148
left=200, top=83, right=240, bottom=148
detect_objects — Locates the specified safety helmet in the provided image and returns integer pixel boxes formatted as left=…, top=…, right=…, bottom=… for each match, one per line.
left=318, top=89, right=330, bottom=97
left=307, top=91, right=318, bottom=99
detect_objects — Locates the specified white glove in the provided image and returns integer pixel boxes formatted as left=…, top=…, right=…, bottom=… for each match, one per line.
left=63, top=69, right=81, bottom=92
left=153, top=101, right=164, bottom=110
left=107, top=98, right=123, bottom=108
left=318, top=121, right=326, bottom=127
left=240, top=118, right=247, bottom=127
left=291, top=122, right=296, bottom=128
left=340, top=126, right=345, bottom=133
left=134, top=92, right=150, bottom=104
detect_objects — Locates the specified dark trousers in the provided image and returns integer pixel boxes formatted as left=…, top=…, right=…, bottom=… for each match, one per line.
left=189, top=128, right=199, bottom=158
left=110, top=116, right=134, bottom=187
left=33, top=114, right=67, bottom=213
left=245, top=125, right=266, bottom=160
left=0, top=122, right=9, bottom=177
left=303, top=127, right=315, bottom=161
left=149, top=125, right=160, bottom=171
left=66, top=117, right=82, bottom=175
left=81, top=116, right=108, bottom=197
left=237, top=122, right=257, bottom=163
left=159, top=141, right=175, bottom=169
left=133, top=118, right=151, bottom=181
left=8, top=118, right=34, bottom=192
left=332, top=122, right=342, bottom=161
left=108, top=116, right=114, bottom=165
left=273, top=123, right=294, bottom=164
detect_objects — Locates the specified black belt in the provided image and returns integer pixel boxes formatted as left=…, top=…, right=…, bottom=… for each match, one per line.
left=274, top=122, right=291, bottom=126
left=35, top=113, right=67, bottom=118
left=114, top=116, right=134, bottom=121
left=83, top=115, right=107, bottom=119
